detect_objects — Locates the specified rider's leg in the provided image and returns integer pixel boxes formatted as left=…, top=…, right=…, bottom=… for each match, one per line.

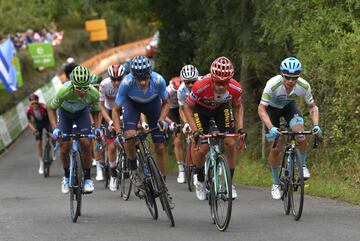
left=154, top=143, right=167, bottom=177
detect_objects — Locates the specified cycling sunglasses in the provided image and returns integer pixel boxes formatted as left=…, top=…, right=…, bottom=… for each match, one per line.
left=74, top=85, right=89, bottom=92
left=282, top=74, right=299, bottom=81
left=184, top=80, right=196, bottom=85
left=110, top=77, right=122, bottom=82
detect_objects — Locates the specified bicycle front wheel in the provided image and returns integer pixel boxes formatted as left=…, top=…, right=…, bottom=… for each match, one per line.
left=70, top=152, right=82, bottom=223
left=280, top=153, right=291, bottom=215
left=43, top=140, right=52, bottom=178
left=118, top=149, right=132, bottom=201
left=148, top=156, right=175, bottom=227
left=185, top=142, right=195, bottom=192
left=289, top=149, right=304, bottom=220
left=211, top=154, right=232, bottom=231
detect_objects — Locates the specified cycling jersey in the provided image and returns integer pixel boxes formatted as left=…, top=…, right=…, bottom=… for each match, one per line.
left=177, top=82, right=190, bottom=107
left=48, top=81, right=100, bottom=113
left=99, top=77, right=118, bottom=111
left=187, top=76, right=243, bottom=110
left=115, top=72, right=168, bottom=106
left=260, top=75, right=314, bottom=109
left=27, top=103, right=48, bottom=122
left=166, top=84, right=179, bottom=109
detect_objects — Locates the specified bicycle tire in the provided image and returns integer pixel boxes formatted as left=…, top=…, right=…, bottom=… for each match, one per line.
left=103, top=146, right=110, bottom=188
left=148, top=156, right=175, bottom=227
left=280, top=153, right=291, bottom=215
left=137, top=152, right=158, bottom=220
left=119, top=149, right=132, bottom=201
left=289, top=149, right=304, bottom=220
left=211, top=154, right=232, bottom=231
left=185, top=142, right=194, bottom=192
left=70, top=152, right=82, bottom=223
left=43, top=140, right=51, bottom=178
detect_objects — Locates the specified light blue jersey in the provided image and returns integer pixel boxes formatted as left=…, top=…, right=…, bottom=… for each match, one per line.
left=115, top=72, right=168, bottom=106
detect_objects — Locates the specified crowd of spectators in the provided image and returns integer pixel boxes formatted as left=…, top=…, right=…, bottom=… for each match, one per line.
left=10, top=23, right=64, bottom=49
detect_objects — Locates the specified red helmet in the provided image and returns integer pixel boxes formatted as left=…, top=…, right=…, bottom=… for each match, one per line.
left=210, top=56, right=234, bottom=83
left=28, top=94, right=39, bottom=102
left=107, top=64, right=125, bottom=80
left=170, top=76, right=182, bottom=91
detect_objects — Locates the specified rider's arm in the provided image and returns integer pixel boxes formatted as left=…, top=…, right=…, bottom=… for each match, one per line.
left=92, top=111, right=100, bottom=129
left=308, top=102, right=319, bottom=126
left=112, top=104, right=122, bottom=134
left=233, top=103, right=244, bottom=129
left=184, top=103, right=197, bottom=131
left=47, top=107, right=58, bottom=129
left=258, top=103, right=273, bottom=129
left=179, top=106, right=187, bottom=123
left=100, top=102, right=112, bottom=124
left=159, top=99, right=170, bottom=121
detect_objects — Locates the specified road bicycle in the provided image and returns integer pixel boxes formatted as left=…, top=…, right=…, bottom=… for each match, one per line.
left=197, top=119, right=242, bottom=231
left=122, top=127, right=175, bottom=227
left=117, top=141, right=131, bottom=200
left=42, top=130, right=55, bottom=178
left=274, top=130, right=318, bottom=221
left=61, top=126, right=97, bottom=223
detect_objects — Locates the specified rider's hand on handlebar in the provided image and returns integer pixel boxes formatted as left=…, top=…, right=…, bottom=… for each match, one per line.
left=266, top=127, right=280, bottom=142
left=141, top=122, right=149, bottom=131
left=169, top=122, right=177, bottom=132
left=94, top=128, right=102, bottom=139
left=312, top=125, right=322, bottom=136
left=192, top=130, right=203, bottom=144
left=157, top=120, right=169, bottom=132
left=52, top=128, right=61, bottom=140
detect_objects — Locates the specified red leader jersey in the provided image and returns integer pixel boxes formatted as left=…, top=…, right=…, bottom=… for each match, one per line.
left=186, top=76, right=243, bottom=110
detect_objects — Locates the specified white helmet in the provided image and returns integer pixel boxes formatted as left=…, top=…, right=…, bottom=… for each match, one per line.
left=180, top=65, right=199, bottom=82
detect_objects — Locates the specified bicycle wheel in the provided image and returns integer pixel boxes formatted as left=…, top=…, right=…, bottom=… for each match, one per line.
left=185, top=142, right=195, bottom=192
left=137, top=152, right=158, bottom=220
left=103, top=146, right=110, bottom=188
left=43, top=140, right=52, bottom=178
left=289, top=149, right=304, bottom=220
left=211, top=154, right=232, bottom=231
left=119, top=149, right=132, bottom=201
left=280, top=153, right=291, bottom=215
left=148, top=156, right=175, bottom=227
left=70, top=152, right=82, bottom=223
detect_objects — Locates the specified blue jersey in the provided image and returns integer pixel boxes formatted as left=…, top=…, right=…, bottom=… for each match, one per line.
left=115, top=72, right=168, bottom=106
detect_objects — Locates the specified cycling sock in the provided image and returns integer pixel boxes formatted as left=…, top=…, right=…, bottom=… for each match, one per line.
left=128, top=158, right=137, bottom=170
left=64, top=168, right=70, bottom=178
left=299, top=152, right=307, bottom=167
left=38, top=157, right=43, bottom=163
left=196, top=166, right=205, bottom=182
left=110, top=167, right=117, bottom=177
left=109, top=160, right=117, bottom=169
left=271, top=166, right=280, bottom=185
left=83, top=168, right=91, bottom=180
left=230, top=169, right=235, bottom=180
left=177, top=161, right=184, bottom=172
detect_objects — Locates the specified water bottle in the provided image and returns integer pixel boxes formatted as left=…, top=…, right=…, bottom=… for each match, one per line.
left=143, top=163, right=148, bottom=176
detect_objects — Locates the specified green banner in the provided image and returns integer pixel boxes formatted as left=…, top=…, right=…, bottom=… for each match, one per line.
left=28, top=43, right=55, bottom=68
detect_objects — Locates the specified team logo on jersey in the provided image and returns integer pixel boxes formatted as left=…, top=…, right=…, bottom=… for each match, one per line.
left=196, top=84, right=210, bottom=94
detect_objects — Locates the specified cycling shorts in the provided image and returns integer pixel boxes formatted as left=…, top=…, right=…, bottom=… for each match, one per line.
left=35, top=120, right=52, bottom=140
left=193, top=103, right=235, bottom=134
left=265, top=101, right=303, bottom=130
left=58, top=108, right=92, bottom=141
left=167, top=107, right=180, bottom=124
left=121, top=96, right=165, bottom=143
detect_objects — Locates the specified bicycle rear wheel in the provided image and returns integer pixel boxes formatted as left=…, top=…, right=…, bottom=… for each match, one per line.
left=148, top=156, right=175, bottom=227
left=43, top=140, right=52, bottom=178
left=70, top=152, right=82, bottom=223
left=211, top=154, right=232, bottom=231
left=118, top=149, right=132, bottom=201
left=280, top=153, right=291, bottom=215
left=289, top=149, right=304, bottom=220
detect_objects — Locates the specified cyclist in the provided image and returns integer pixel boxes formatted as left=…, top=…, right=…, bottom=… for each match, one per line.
left=47, top=66, right=101, bottom=194
left=165, top=76, right=185, bottom=183
left=184, top=56, right=245, bottom=200
left=258, top=57, right=321, bottom=200
left=99, top=64, right=126, bottom=191
left=112, top=55, right=170, bottom=185
left=26, top=94, right=52, bottom=174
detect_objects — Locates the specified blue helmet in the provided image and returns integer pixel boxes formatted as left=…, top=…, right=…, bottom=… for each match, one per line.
left=130, top=55, right=152, bottom=79
left=280, top=57, right=302, bottom=75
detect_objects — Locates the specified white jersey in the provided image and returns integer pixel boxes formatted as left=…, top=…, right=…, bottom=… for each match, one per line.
left=260, top=75, right=314, bottom=109
left=99, top=77, right=118, bottom=110
left=166, top=84, right=179, bottom=109
left=177, top=82, right=190, bottom=107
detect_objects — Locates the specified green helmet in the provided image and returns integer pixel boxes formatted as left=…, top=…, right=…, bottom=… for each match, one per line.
left=90, top=74, right=101, bottom=85
left=71, top=66, right=91, bottom=87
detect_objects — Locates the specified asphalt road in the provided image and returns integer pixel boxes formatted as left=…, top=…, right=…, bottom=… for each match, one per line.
left=0, top=129, right=359, bottom=241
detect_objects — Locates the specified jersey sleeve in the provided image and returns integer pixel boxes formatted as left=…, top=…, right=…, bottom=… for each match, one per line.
left=99, top=82, right=106, bottom=102
left=177, top=88, right=186, bottom=106
left=260, top=83, right=273, bottom=106
left=159, top=77, right=168, bottom=100
left=89, top=87, right=101, bottom=112
left=115, top=81, right=128, bottom=106
left=304, top=86, right=314, bottom=105
left=26, top=108, right=32, bottom=121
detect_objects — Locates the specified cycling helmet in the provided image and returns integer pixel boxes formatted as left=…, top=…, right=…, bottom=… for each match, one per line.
left=64, top=62, right=78, bottom=79
left=170, top=77, right=182, bottom=91
left=90, top=74, right=101, bottom=85
left=130, top=55, right=152, bottom=79
left=107, top=64, right=125, bottom=80
left=180, top=65, right=199, bottom=82
left=280, top=57, right=302, bottom=75
left=210, top=56, right=234, bottom=83
left=70, top=66, right=91, bottom=87
left=28, top=94, right=39, bottom=101
left=123, top=58, right=131, bottom=74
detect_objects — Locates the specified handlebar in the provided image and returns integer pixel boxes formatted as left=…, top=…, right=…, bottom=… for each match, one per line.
left=272, top=131, right=319, bottom=149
